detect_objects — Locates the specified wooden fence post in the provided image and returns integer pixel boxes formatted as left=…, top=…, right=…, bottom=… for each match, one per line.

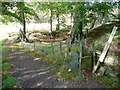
left=92, top=41, right=96, bottom=69
left=79, top=40, right=82, bottom=76
left=33, top=41, right=35, bottom=51
left=67, top=37, right=72, bottom=55
left=51, top=41, right=55, bottom=55
left=59, top=40, right=63, bottom=58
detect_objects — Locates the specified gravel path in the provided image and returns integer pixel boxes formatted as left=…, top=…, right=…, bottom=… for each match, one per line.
left=2, top=41, right=103, bottom=88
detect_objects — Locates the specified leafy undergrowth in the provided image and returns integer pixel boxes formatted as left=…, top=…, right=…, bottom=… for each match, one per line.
left=56, top=69, right=84, bottom=81
left=1, top=39, right=18, bottom=89
left=97, top=76, right=119, bottom=88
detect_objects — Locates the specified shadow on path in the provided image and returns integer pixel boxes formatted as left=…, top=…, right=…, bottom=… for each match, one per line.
left=2, top=41, right=103, bottom=88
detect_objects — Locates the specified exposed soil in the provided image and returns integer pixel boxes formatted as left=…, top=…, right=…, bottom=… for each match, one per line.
left=2, top=40, right=103, bottom=88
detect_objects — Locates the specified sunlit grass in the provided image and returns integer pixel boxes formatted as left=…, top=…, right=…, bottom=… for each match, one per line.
left=56, top=69, right=84, bottom=81
left=0, top=39, right=8, bottom=44
left=0, top=56, right=9, bottom=63
left=1, top=39, right=18, bottom=88
left=1, top=46, right=10, bottom=52
left=0, top=39, right=9, bottom=52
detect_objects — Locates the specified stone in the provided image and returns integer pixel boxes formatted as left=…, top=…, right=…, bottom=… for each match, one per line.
left=105, top=67, right=118, bottom=77
left=70, top=51, right=79, bottom=70
left=109, top=72, right=118, bottom=77
left=104, top=56, right=116, bottom=66
left=98, top=66, right=107, bottom=76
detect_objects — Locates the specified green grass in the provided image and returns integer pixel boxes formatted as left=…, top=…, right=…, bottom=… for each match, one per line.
left=0, top=56, right=9, bottom=63
left=2, top=57, right=18, bottom=88
left=0, top=39, right=8, bottom=44
left=2, top=60, right=18, bottom=88
left=2, top=62, right=11, bottom=71
left=1, top=39, right=18, bottom=88
left=1, top=46, right=10, bottom=52
left=56, top=69, right=84, bottom=81
left=2, top=77, right=18, bottom=88
left=0, top=39, right=10, bottom=52
left=98, top=76, right=119, bottom=88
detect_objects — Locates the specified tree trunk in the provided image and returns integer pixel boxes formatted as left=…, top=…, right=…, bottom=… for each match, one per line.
left=118, top=1, right=120, bottom=22
left=23, top=11, right=26, bottom=38
left=79, top=21, right=83, bottom=39
left=56, top=7, right=60, bottom=30
left=71, top=5, right=73, bottom=27
left=71, top=5, right=84, bottom=44
left=50, top=8, right=53, bottom=33
left=14, top=2, right=29, bottom=42
left=22, top=2, right=26, bottom=41
left=71, top=12, right=77, bottom=44
left=22, top=11, right=29, bottom=42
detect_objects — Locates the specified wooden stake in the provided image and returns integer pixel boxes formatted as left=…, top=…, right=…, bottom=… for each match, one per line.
left=79, top=41, right=82, bottom=76
left=51, top=41, right=55, bottom=55
left=33, top=41, right=35, bottom=51
left=59, top=40, right=63, bottom=58
left=93, top=42, right=96, bottom=67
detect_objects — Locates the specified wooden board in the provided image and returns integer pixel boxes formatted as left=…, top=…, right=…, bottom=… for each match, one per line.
left=99, top=26, right=118, bottom=62
left=92, top=26, right=118, bottom=74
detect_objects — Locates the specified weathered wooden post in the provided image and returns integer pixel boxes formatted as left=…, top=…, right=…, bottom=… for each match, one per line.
left=92, top=26, right=118, bottom=74
left=19, top=28, right=23, bottom=41
left=91, top=41, right=96, bottom=70
left=33, top=41, right=35, bottom=51
left=59, top=40, right=62, bottom=54
left=66, top=37, right=72, bottom=56
left=79, top=41, right=82, bottom=76
left=78, top=34, right=82, bottom=76
left=51, top=40, right=55, bottom=55
left=59, top=40, right=64, bottom=58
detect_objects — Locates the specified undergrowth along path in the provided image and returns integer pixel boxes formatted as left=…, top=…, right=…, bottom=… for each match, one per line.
left=2, top=40, right=103, bottom=88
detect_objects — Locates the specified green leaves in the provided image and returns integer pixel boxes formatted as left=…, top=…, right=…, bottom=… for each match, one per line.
left=2, top=62, right=10, bottom=71
left=2, top=77, right=17, bottom=88
left=1, top=2, right=39, bottom=23
left=1, top=46, right=18, bottom=88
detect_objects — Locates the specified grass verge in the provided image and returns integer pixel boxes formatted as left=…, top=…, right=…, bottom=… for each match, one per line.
left=1, top=39, right=18, bottom=88
left=97, top=76, right=119, bottom=88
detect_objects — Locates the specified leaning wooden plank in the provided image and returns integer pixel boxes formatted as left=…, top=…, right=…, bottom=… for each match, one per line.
left=99, top=26, right=118, bottom=62
left=92, top=26, right=118, bottom=74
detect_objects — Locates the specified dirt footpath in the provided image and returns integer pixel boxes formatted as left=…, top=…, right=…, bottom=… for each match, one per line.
left=2, top=41, right=103, bottom=88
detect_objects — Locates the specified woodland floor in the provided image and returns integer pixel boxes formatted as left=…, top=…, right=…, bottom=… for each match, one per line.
left=2, top=40, right=103, bottom=88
